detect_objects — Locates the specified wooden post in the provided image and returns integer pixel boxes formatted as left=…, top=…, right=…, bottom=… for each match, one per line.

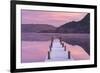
left=62, top=43, right=64, bottom=47
left=49, top=45, right=52, bottom=51
left=50, top=37, right=53, bottom=51
left=68, top=51, right=71, bottom=59
left=48, top=51, right=50, bottom=59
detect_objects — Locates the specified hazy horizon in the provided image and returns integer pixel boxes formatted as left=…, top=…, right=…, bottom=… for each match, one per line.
left=21, top=10, right=87, bottom=27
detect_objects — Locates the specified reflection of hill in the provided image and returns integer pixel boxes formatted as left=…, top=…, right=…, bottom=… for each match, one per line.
left=21, top=24, right=56, bottom=33
left=56, top=13, right=90, bottom=33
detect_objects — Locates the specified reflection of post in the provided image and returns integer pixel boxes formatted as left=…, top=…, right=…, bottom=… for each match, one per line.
left=68, top=51, right=71, bottom=59
left=48, top=51, right=50, bottom=59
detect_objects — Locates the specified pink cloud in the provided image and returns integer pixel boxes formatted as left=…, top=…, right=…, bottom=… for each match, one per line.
left=21, top=10, right=87, bottom=27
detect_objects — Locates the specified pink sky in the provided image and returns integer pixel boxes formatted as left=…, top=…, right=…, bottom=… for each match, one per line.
left=21, top=10, right=87, bottom=27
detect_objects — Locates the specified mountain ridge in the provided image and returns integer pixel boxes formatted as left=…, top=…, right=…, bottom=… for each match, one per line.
left=21, top=24, right=56, bottom=33
left=56, top=13, right=90, bottom=33
left=21, top=13, right=90, bottom=33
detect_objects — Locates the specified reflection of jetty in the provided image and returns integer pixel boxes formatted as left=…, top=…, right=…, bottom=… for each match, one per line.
left=46, top=37, right=72, bottom=61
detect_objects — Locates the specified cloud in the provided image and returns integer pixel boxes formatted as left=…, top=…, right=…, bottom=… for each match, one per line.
left=21, top=10, right=87, bottom=27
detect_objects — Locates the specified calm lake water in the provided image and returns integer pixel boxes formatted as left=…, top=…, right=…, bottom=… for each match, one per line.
left=21, top=33, right=90, bottom=63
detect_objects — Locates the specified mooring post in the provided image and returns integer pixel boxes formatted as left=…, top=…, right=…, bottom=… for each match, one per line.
left=50, top=37, right=53, bottom=51
left=62, top=43, right=64, bottom=47
left=68, top=51, right=71, bottom=59
left=48, top=51, right=50, bottom=59
left=49, top=45, right=51, bottom=52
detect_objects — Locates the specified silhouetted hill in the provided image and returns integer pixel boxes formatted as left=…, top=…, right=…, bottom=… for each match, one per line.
left=56, top=13, right=90, bottom=33
left=21, top=24, right=56, bottom=33
left=22, top=14, right=90, bottom=33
